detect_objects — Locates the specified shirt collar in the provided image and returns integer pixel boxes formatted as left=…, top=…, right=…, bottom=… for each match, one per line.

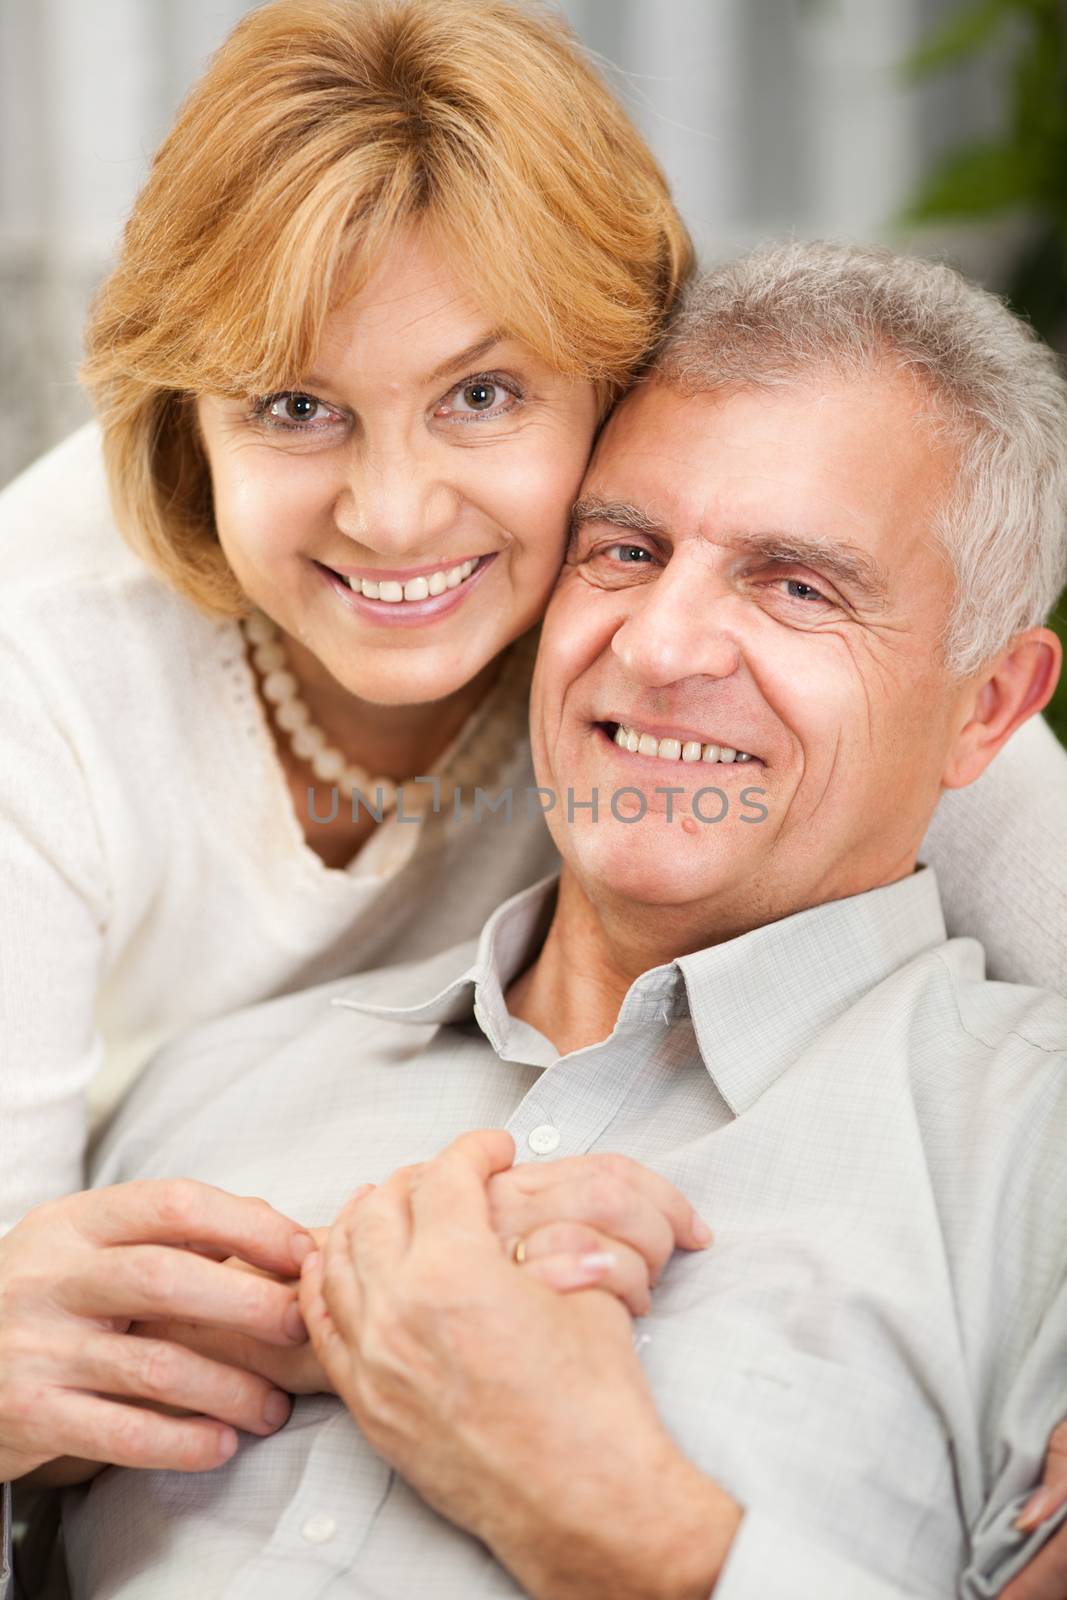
left=330, top=874, right=559, bottom=1056
left=675, top=865, right=948, bottom=1114
left=333, top=866, right=948, bottom=1110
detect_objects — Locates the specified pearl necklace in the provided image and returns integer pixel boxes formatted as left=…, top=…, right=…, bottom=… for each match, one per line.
left=241, top=610, right=400, bottom=811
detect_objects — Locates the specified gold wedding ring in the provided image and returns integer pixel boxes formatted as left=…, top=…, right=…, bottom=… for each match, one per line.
left=510, top=1236, right=527, bottom=1265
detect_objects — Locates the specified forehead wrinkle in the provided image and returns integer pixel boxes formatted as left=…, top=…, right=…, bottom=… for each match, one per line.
left=302, top=331, right=505, bottom=398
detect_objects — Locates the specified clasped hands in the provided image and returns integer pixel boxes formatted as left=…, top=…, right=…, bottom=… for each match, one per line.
left=6, top=1134, right=1067, bottom=1598
left=0, top=1137, right=707, bottom=1495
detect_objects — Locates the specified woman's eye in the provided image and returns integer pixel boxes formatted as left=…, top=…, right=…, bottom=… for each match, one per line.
left=437, top=374, right=521, bottom=422
left=249, top=392, right=340, bottom=432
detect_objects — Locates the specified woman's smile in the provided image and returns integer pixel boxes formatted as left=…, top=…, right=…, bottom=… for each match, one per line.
left=312, top=550, right=499, bottom=628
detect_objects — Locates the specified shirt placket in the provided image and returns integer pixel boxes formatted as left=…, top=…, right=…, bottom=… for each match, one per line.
left=502, top=972, right=683, bottom=1161
left=222, top=1404, right=392, bottom=1600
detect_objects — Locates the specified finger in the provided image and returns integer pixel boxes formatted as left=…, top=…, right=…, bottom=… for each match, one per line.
left=319, top=1209, right=374, bottom=1346
left=333, top=1176, right=409, bottom=1298
left=495, top=1173, right=677, bottom=1282
left=148, top=1318, right=329, bottom=1398
left=407, top=1130, right=516, bottom=1246
left=1017, top=1423, right=1067, bottom=1532
left=489, top=1153, right=711, bottom=1252
left=299, top=1251, right=353, bottom=1396
left=999, top=1522, right=1067, bottom=1600
left=76, top=1328, right=291, bottom=1437
left=72, top=1180, right=315, bottom=1276
left=62, top=1245, right=306, bottom=1346
left=520, top=1228, right=650, bottom=1316
left=15, top=1387, right=240, bottom=1474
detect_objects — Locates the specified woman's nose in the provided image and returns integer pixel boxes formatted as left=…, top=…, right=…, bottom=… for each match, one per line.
left=335, top=443, right=461, bottom=558
left=611, top=563, right=742, bottom=687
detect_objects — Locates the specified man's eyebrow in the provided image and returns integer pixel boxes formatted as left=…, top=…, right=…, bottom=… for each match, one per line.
left=570, top=496, right=670, bottom=543
left=302, top=333, right=506, bottom=399
left=570, top=498, right=891, bottom=604
left=728, top=531, right=891, bottom=604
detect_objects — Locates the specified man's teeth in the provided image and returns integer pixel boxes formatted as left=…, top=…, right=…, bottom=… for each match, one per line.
left=346, top=557, right=479, bottom=602
left=612, top=724, right=755, bottom=764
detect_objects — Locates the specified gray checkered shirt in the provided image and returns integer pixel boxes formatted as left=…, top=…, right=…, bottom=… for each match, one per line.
left=6, top=865, right=1066, bottom=1599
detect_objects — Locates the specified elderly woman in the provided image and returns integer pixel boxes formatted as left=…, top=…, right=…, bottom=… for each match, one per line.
left=1, top=0, right=1065, bottom=1531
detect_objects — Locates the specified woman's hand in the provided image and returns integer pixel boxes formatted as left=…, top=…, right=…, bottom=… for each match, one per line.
left=485, top=1150, right=712, bottom=1315
left=1001, top=1419, right=1067, bottom=1600
left=0, top=1180, right=315, bottom=1483
left=128, top=1236, right=335, bottom=1402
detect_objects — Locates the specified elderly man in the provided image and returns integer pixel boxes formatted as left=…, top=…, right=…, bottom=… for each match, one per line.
left=15, top=242, right=1067, bottom=1599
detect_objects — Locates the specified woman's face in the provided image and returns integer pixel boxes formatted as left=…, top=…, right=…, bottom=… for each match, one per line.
left=196, top=231, right=600, bottom=706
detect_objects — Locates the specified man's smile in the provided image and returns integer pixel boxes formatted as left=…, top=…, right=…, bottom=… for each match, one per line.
left=599, top=720, right=760, bottom=765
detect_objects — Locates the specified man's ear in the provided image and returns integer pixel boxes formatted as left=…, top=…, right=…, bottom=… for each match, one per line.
left=942, top=625, right=1062, bottom=790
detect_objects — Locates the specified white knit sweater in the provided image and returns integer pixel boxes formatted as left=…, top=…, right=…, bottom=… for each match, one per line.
left=1, top=423, right=1064, bottom=1232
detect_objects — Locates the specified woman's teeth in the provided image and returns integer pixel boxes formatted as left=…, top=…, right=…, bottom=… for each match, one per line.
left=345, top=557, right=479, bottom=602
left=612, top=724, right=755, bottom=764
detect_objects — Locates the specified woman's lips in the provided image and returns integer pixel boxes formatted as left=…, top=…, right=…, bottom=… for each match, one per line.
left=312, top=551, right=498, bottom=627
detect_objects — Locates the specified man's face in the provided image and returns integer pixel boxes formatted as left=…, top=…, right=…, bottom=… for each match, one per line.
left=531, top=372, right=972, bottom=940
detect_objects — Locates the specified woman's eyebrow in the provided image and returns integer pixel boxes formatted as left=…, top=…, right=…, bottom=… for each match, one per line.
left=425, top=332, right=508, bottom=383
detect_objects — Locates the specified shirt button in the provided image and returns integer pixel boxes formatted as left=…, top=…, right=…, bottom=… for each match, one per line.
left=527, top=1123, right=560, bottom=1155
left=301, top=1512, right=337, bottom=1545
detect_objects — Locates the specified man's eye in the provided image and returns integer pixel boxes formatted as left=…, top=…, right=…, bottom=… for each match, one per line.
left=604, top=544, right=654, bottom=564
left=783, top=578, right=830, bottom=604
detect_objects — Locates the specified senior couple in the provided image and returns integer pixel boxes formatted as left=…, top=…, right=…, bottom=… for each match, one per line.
left=8, top=241, right=1067, bottom=1599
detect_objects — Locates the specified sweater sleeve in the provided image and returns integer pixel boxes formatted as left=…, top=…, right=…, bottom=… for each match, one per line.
left=0, top=620, right=109, bottom=1235
left=920, top=713, right=1067, bottom=992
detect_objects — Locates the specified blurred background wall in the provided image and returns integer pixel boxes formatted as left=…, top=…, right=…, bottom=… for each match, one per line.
left=1, top=0, right=1064, bottom=732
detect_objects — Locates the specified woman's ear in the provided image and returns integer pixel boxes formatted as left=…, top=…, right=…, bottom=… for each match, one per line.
left=942, top=626, right=1062, bottom=790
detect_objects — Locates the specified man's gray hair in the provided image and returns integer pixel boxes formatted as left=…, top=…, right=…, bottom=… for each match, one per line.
left=653, top=240, right=1067, bottom=677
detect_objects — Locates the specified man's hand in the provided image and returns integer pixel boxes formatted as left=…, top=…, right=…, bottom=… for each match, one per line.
left=1002, top=1420, right=1067, bottom=1600
left=298, top=1130, right=742, bottom=1600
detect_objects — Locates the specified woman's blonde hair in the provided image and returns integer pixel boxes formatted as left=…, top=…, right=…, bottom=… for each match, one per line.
left=80, top=0, right=694, bottom=614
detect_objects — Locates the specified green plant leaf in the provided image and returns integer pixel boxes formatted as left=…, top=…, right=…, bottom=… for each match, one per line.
left=903, top=0, right=1012, bottom=78
left=903, top=141, right=1038, bottom=219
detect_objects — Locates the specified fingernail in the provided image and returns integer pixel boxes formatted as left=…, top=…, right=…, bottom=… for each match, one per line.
left=301, top=1250, right=321, bottom=1276
left=217, top=1428, right=238, bottom=1461
left=575, top=1251, right=617, bottom=1281
left=1016, top=1486, right=1058, bottom=1531
left=691, top=1213, right=714, bottom=1247
left=263, top=1390, right=291, bottom=1430
left=290, top=1232, right=315, bottom=1266
left=284, top=1301, right=307, bottom=1342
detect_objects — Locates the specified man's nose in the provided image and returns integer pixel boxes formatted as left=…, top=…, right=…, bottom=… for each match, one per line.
left=334, top=439, right=460, bottom=558
left=610, top=559, right=742, bottom=687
